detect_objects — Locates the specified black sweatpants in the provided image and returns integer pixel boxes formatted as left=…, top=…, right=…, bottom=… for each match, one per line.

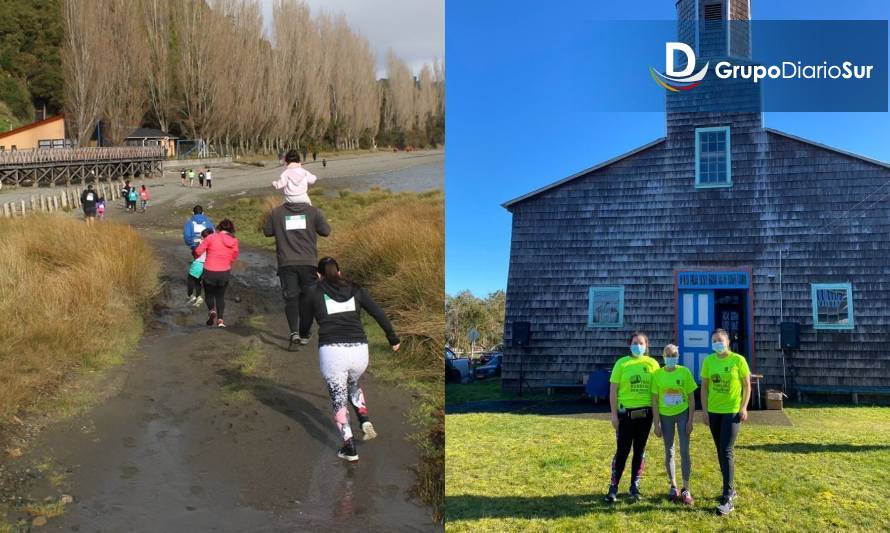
left=203, top=270, right=231, bottom=319
left=610, top=409, right=653, bottom=489
left=278, top=265, right=318, bottom=337
left=708, top=412, right=741, bottom=497
left=187, top=274, right=202, bottom=297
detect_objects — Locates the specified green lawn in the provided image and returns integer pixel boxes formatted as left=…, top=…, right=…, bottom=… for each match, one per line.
left=446, top=406, right=890, bottom=532
left=446, top=378, right=548, bottom=405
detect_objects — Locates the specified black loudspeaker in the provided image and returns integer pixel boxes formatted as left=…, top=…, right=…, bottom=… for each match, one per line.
left=513, top=321, right=531, bottom=347
left=780, top=321, right=800, bottom=350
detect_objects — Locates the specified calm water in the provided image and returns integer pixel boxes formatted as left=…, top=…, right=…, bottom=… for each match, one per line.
left=320, top=161, right=443, bottom=194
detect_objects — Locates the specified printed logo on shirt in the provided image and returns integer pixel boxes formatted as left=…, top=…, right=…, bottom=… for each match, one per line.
left=285, top=214, right=307, bottom=230
left=86, top=193, right=94, bottom=201
left=324, top=295, right=356, bottom=314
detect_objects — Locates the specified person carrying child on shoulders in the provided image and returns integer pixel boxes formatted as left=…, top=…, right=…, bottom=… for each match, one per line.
left=272, top=150, right=317, bottom=205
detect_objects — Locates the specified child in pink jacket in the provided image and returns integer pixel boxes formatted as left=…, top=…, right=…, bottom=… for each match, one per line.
left=272, top=150, right=317, bottom=205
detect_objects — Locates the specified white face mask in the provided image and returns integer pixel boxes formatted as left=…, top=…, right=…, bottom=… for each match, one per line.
left=664, top=356, right=679, bottom=368
left=712, top=342, right=726, bottom=354
left=630, top=344, right=646, bottom=357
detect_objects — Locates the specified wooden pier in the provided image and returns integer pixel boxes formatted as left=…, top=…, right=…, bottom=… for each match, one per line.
left=0, top=147, right=166, bottom=188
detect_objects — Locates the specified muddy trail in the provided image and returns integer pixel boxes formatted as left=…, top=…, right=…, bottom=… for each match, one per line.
left=1, top=189, right=438, bottom=530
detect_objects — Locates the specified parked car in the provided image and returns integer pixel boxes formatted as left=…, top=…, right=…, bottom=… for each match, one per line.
left=446, top=347, right=472, bottom=384
left=474, top=354, right=502, bottom=379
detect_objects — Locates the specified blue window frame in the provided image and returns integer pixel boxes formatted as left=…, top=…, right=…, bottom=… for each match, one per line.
left=695, top=126, right=731, bottom=188
left=588, top=286, right=624, bottom=328
left=811, top=283, right=854, bottom=330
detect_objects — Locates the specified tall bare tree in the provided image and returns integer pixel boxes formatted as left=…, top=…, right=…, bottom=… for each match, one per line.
left=102, top=0, right=150, bottom=146
left=62, top=0, right=109, bottom=146
left=142, top=0, right=176, bottom=133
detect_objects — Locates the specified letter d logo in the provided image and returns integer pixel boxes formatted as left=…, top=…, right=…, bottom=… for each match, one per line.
left=666, top=42, right=696, bottom=77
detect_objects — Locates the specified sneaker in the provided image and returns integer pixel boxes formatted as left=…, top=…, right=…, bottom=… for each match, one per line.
left=217, top=319, right=226, bottom=328
left=186, top=296, right=197, bottom=305
left=629, top=481, right=643, bottom=502
left=337, top=439, right=359, bottom=462
left=289, top=332, right=301, bottom=345
left=668, top=486, right=679, bottom=502
left=299, top=336, right=310, bottom=345
left=206, top=309, right=217, bottom=326
left=716, top=496, right=734, bottom=515
left=604, top=485, right=618, bottom=504
left=194, top=296, right=204, bottom=307
left=680, top=488, right=694, bottom=506
left=361, top=421, right=377, bottom=441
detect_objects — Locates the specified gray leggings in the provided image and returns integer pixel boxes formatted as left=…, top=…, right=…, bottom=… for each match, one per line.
left=660, top=410, right=692, bottom=487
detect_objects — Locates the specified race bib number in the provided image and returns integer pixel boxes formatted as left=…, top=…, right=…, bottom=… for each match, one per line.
left=192, top=222, right=206, bottom=234
left=285, top=214, right=307, bottom=230
left=86, top=193, right=94, bottom=201
left=663, top=391, right=684, bottom=407
left=324, top=295, right=356, bottom=314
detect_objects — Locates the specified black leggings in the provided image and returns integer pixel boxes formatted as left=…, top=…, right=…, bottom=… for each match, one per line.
left=187, top=274, right=202, bottom=297
left=708, top=412, right=741, bottom=496
left=202, top=270, right=230, bottom=319
left=610, top=409, right=653, bottom=489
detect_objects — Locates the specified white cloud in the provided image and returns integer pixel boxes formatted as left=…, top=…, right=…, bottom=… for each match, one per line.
left=259, top=0, right=444, bottom=78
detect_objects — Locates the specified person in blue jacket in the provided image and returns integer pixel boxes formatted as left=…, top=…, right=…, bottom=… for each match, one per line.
left=183, top=205, right=215, bottom=251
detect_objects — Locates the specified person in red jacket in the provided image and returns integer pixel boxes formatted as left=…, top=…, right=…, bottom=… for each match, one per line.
left=139, top=185, right=151, bottom=212
left=193, top=218, right=240, bottom=328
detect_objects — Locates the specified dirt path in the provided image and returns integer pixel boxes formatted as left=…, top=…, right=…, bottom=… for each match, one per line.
left=1, top=152, right=442, bottom=531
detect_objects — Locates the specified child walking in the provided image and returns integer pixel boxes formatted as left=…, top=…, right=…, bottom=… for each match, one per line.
left=97, top=197, right=106, bottom=220
left=127, top=186, right=139, bottom=212
left=205, top=168, right=213, bottom=189
left=139, top=185, right=151, bottom=212
left=187, top=228, right=213, bottom=307
left=272, top=150, right=317, bottom=204
left=651, top=344, right=698, bottom=506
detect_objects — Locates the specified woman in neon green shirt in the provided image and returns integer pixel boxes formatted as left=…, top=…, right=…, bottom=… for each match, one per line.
left=700, top=328, right=751, bottom=516
left=605, top=331, right=660, bottom=503
left=651, top=344, right=697, bottom=505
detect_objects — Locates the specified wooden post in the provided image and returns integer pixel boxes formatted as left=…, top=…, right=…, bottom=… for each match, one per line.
left=30, top=194, right=36, bottom=212
left=61, top=192, right=68, bottom=209
left=20, top=199, right=26, bottom=216
left=40, top=195, right=46, bottom=211
left=2, top=203, right=9, bottom=217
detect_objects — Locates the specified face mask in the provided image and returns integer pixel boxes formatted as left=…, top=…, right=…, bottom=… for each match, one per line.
left=630, top=344, right=646, bottom=357
left=664, top=356, right=679, bottom=368
left=712, top=342, right=726, bottom=354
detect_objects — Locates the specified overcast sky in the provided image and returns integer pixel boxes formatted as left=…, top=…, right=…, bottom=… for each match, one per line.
left=259, top=0, right=443, bottom=78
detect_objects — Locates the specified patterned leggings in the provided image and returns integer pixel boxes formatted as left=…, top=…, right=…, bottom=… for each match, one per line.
left=319, top=343, right=370, bottom=442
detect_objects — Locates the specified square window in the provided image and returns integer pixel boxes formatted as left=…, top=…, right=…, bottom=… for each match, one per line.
left=811, top=283, right=854, bottom=330
left=588, top=286, right=624, bottom=328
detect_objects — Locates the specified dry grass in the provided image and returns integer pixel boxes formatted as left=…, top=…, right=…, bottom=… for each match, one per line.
left=0, top=214, right=159, bottom=426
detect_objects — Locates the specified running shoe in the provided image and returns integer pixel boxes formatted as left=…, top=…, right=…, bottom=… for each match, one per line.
left=668, top=486, right=679, bottom=502
left=289, top=332, right=301, bottom=345
left=679, top=488, right=694, bottom=506
left=186, top=296, right=197, bottom=306
left=217, top=319, right=226, bottom=328
left=604, top=485, right=618, bottom=504
left=337, top=439, right=359, bottom=462
left=629, top=484, right=643, bottom=502
left=194, top=296, right=204, bottom=307
left=361, top=421, right=377, bottom=441
left=299, top=336, right=310, bottom=345
left=716, top=496, right=734, bottom=515
left=206, top=309, right=217, bottom=326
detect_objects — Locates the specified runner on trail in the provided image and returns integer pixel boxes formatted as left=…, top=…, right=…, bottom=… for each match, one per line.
left=262, top=196, right=331, bottom=347
left=193, top=219, right=239, bottom=328
left=183, top=205, right=215, bottom=252
left=188, top=168, right=196, bottom=187
left=198, top=170, right=205, bottom=187
left=651, top=344, right=697, bottom=506
left=272, top=150, right=318, bottom=205
left=186, top=228, right=213, bottom=307
left=308, top=256, right=400, bottom=462
left=139, top=185, right=151, bottom=212
left=701, top=328, right=751, bottom=516
left=205, top=168, right=213, bottom=189
left=605, top=331, right=660, bottom=504
left=80, top=184, right=98, bottom=225
left=121, top=180, right=132, bottom=209
left=127, top=186, right=138, bottom=212
left=180, top=169, right=187, bottom=187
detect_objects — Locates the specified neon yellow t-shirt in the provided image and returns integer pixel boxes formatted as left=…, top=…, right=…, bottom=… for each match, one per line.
left=700, top=351, right=751, bottom=414
left=609, top=355, right=660, bottom=409
left=651, top=366, right=697, bottom=417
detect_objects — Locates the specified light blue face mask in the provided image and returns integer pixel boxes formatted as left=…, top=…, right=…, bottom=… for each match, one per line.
left=630, top=344, right=646, bottom=357
left=712, top=342, right=726, bottom=354
left=664, top=356, right=679, bottom=368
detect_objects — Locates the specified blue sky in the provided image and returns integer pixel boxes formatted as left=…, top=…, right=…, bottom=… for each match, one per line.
left=445, top=0, right=890, bottom=296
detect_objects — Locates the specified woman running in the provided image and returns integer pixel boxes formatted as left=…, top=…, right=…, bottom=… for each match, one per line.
left=308, top=256, right=400, bottom=462
left=193, top=218, right=239, bottom=328
left=606, top=331, right=660, bottom=503
left=700, top=328, right=751, bottom=516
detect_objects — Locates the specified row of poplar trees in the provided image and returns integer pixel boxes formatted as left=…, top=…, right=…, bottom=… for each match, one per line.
left=62, top=0, right=444, bottom=153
